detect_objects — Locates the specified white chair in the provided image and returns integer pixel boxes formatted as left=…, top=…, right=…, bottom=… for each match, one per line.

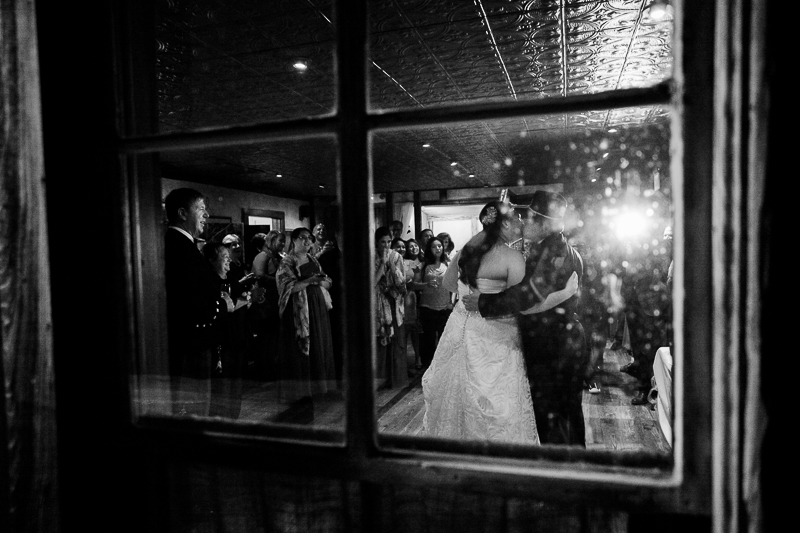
left=650, top=346, right=673, bottom=447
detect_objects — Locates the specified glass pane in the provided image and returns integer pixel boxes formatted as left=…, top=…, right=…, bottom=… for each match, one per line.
left=369, top=0, right=673, bottom=111
left=149, top=0, right=335, bottom=134
left=373, top=107, right=673, bottom=456
left=133, top=136, right=345, bottom=436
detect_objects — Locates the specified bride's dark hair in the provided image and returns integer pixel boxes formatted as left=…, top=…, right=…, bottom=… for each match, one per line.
left=458, top=200, right=512, bottom=287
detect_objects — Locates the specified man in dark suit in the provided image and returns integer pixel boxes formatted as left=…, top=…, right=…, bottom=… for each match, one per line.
left=164, top=188, right=234, bottom=416
left=463, top=191, right=588, bottom=446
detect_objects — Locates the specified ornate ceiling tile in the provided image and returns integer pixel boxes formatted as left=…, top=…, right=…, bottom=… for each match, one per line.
left=154, top=0, right=672, bottom=196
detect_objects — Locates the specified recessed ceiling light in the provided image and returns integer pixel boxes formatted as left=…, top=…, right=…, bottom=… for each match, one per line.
left=608, top=128, right=618, bottom=133
left=318, top=184, right=325, bottom=188
left=276, top=174, right=282, bottom=178
left=469, top=174, right=475, bottom=178
left=648, top=1, right=671, bottom=20
left=450, top=162, right=457, bottom=166
left=292, top=59, right=308, bottom=72
left=422, top=143, right=430, bottom=148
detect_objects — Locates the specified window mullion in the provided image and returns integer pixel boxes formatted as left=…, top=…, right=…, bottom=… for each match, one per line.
left=335, top=0, right=375, bottom=458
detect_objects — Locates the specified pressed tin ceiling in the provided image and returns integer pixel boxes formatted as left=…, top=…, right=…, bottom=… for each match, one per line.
left=155, top=0, right=672, bottom=198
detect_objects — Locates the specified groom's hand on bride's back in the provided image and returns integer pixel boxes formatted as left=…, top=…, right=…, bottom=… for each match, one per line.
left=462, top=290, right=481, bottom=312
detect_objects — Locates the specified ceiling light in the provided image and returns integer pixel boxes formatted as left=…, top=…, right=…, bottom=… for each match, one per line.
left=469, top=174, right=475, bottom=178
left=647, top=1, right=672, bottom=21
left=276, top=174, right=282, bottom=178
left=422, top=143, right=430, bottom=148
left=608, top=128, right=618, bottom=133
left=318, top=184, right=325, bottom=188
left=450, top=162, right=457, bottom=166
left=292, top=59, right=308, bottom=72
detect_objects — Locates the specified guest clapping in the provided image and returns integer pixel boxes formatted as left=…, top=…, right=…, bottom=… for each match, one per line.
left=203, top=241, right=250, bottom=419
left=374, top=227, right=408, bottom=388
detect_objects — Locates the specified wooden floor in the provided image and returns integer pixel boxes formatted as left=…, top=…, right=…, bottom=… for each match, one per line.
left=581, top=347, right=670, bottom=453
left=137, top=344, right=670, bottom=453
left=374, top=344, right=671, bottom=453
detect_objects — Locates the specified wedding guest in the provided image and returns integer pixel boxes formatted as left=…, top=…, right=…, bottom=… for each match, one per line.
left=621, top=225, right=674, bottom=405
left=412, top=236, right=453, bottom=369
left=163, top=188, right=234, bottom=416
left=374, top=227, right=408, bottom=388
left=399, top=239, right=422, bottom=373
left=276, top=228, right=336, bottom=422
left=222, top=234, right=246, bottom=283
left=203, top=241, right=251, bottom=419
left=221, top=233, right=263, bottom=380
left=390, top=220, right=404, bottom=240
left=247, top=231, right=270, bottom=378
left=252, top=230, right=283, bottom=278
left=390, top=237, right=406, bottom=257
left=436, top=232, right=454, bottom=259
left=417, top=229, right=433, bottom=262
left=313, top=224, right=343, bottom=385
left=404, top=239, right=422, bottom=274
left=388, top=238, right=417, bottom=378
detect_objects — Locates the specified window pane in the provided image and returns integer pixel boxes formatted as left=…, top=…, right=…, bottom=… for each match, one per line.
left=133, top=136, right=345, bottom=437
left=373, top=109, right=673, bottom=457
left=148, top=0, right=335, bottom=135
left=368, top=0, right=673, bottom=112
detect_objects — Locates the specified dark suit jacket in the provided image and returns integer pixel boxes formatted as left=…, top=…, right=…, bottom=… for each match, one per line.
left=165, top=228, right=226, bottom=377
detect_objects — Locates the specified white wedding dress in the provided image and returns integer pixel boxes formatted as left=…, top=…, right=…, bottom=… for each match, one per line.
left=421, top=278, right=539, bottom=444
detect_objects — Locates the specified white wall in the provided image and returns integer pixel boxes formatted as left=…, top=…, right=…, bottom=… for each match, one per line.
left=161, top=179, right=311, bottom=230
left=430, top=218, right=476, bottom=255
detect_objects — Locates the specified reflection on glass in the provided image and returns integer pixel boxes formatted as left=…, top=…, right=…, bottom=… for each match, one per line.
left=134, top=138, right=344, bottom=434
left=369, top=0, right=673, bottom=112
left=153, top=0, right=335, bottom=134
left=375, top=115, right=672, bottom=455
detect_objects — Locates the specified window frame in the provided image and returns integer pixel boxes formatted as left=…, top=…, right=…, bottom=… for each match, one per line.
left=112, top=0, right=738, bottom=515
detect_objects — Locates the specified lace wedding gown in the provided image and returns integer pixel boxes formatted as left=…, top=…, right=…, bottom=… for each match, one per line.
left=421, top=279, right=539, bottom=444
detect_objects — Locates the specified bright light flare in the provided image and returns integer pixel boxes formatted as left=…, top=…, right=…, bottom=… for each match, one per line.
left=612, top=211, right=647, bottom=241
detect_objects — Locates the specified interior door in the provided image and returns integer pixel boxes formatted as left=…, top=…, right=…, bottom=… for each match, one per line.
left=244, top=224, right=271, bottom=267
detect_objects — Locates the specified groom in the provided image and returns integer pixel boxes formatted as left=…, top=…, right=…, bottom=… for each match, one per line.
left=463, top=191, right=588, bottom=446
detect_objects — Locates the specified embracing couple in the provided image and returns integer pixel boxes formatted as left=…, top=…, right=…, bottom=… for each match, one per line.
left=421, top=191, right=588, bottom=446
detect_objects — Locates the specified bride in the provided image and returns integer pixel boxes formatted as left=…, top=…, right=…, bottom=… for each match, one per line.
left=421, top=200, right=577, bottom=443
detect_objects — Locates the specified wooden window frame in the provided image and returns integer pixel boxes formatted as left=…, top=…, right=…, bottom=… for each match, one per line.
left=109, top=0, right=759, bottom=522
